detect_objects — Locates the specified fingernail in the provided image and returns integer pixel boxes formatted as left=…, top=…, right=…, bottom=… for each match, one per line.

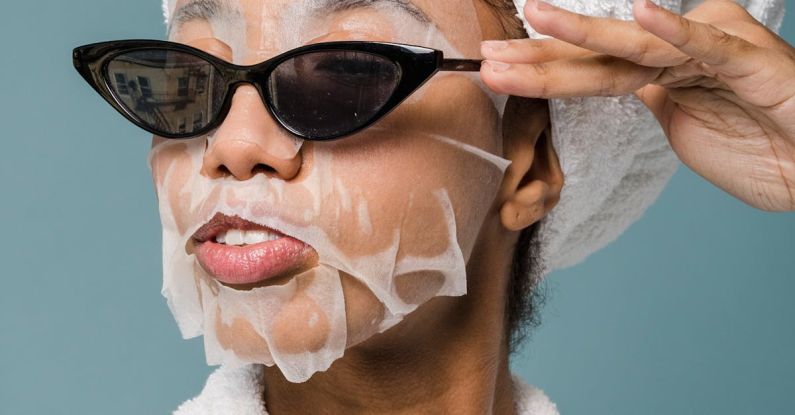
left=644, top=0, right=659, bottom=9
left=481, top=40, right=509, bottom=55
left=535, top=0, right=557, bottom=12
left=484, top=60, right=511, bottom=73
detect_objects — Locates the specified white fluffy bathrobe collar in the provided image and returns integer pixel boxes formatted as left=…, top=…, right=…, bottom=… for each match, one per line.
left=174, top=364, right=559, bottom=415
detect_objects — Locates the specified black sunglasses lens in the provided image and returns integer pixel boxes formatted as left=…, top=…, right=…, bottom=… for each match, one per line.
left=106, top=49, right=225, bottom=136
left=268, top=50, right=401, bottom=139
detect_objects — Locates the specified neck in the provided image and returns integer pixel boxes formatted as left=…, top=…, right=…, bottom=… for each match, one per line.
left=262, top=221, right=518, bottom=415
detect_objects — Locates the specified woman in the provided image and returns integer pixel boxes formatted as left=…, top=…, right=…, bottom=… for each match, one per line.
left=72, top=0, right=792, bottom=413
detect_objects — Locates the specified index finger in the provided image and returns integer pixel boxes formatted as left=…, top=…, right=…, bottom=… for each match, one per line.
left=481, top=38, right=592, bottom=63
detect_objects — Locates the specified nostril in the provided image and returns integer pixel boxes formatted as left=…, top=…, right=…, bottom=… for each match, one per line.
left=209, top=163, right=277, bottom=180
left=252, top=163, right=276, bottom=175
left=202, top=134, right=301, bottom=180
left=217, top=165, right=232, bottom=177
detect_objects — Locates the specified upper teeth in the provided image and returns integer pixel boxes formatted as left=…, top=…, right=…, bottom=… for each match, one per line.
left=216, top=229, right=281, bottom=246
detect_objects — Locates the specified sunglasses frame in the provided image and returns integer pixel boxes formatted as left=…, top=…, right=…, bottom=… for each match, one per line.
left=73, top=39, right=482, bottom=141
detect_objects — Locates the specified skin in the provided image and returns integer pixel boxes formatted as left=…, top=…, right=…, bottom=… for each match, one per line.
left=481, top=0, right=795, bottom=212
left=258, top=96, right=560, bottom=415
left=152, top=0, right=562, bottom=413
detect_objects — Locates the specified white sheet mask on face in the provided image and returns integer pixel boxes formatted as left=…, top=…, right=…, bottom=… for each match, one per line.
left=155, top=0, right=511, bottom=383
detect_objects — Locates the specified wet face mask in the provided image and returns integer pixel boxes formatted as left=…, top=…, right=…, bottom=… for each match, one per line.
left=152, top=0, right=511, bottom=382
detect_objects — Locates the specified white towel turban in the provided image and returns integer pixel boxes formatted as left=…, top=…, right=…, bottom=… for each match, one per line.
left=509, top=0, right=784, bottom=278
left=160, top=0, right=785, bottom=276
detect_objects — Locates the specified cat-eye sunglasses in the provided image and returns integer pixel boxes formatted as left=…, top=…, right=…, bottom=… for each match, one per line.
left=73, top=40, right=481, bottom=141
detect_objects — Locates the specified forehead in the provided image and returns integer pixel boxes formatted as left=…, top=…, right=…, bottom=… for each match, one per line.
left=169, top=0, right=486, bottom=56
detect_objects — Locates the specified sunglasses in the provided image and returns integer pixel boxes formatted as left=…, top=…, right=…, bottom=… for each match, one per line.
left=73, top=40, right=482, bottom=141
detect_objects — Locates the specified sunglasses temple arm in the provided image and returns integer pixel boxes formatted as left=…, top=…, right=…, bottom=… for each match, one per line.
left=440, top=59, right=482, bottom=72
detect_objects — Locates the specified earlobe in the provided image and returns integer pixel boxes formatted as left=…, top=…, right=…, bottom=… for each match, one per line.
left=498, top=97, right=563, bottom=232
left=500, top=180, right=550, bottom=231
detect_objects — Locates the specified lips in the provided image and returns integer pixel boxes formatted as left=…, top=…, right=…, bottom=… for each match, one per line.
left=191, top=213, right=317, bottom=286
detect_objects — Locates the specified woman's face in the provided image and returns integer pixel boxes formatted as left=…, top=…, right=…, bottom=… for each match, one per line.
left=149, top=0, right=511, bottom=381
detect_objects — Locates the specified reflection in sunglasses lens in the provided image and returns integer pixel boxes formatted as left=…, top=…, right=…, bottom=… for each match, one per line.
left=107, top=49, right=225, bottom=135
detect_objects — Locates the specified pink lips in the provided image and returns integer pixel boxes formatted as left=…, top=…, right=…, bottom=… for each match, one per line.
left=192, top=214, right=317, bottom=286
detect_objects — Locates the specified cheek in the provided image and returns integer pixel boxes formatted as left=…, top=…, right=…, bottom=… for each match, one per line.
left=382, top=74, right=501, bottom=153
left=339, top=272, right=386, bottom=347
left=151, top=143, right=196, bottom=234
left=320, top=73, right=503, bottom=259
left=324, top=133, right=457, bottom=258
left=394, top=271, right=446, bottom=306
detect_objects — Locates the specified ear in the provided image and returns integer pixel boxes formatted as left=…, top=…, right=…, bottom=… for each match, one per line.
left=498, top=97, right=563, bottom=232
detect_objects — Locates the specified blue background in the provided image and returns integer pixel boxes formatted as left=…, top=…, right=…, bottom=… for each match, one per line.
left=0, top=1, right=792, bottom=414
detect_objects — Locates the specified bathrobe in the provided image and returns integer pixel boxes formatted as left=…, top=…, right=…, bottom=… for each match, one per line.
left=173, top=364, right=559, bottom=415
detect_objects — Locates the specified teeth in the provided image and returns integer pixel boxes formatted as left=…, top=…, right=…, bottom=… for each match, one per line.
left=244, top=231, right=269, bottom=245
left=225, top=229, right=245, bottom=246
left=215, top=229, right=281, bottom=246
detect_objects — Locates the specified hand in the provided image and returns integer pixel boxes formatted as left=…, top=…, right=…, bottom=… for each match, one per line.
left=481, top=0, right=795, bottom=211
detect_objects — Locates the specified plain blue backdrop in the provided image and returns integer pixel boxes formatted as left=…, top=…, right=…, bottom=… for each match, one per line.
left=1, top=1, right=793, bottom=414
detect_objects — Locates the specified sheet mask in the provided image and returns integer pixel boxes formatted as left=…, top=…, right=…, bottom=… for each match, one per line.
left=155, top=0, right=511, bottom=382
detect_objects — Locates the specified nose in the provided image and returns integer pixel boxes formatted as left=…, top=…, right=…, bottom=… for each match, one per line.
left=201, top=85, right=303, bottom=181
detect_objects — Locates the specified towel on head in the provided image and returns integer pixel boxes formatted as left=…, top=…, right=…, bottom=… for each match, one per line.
left=510, top=0, right=785, bottom=278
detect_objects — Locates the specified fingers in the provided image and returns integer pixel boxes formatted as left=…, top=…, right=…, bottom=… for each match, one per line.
left=520, top=0, right=687, bottom=67
left=481, top=0, right=792, bottom=106
left=634, top=84, right=672, bottom=131
left=481, top=55, right=660, bottom=98
left=632, top=0, right=767, bottom=78
left=481, top=38, right=591, bottom=63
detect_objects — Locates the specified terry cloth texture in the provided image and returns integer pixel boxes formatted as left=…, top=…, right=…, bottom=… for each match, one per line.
left=510, top=0, right=784, bottom=281
left=173, top=364, right=560, bottom=415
